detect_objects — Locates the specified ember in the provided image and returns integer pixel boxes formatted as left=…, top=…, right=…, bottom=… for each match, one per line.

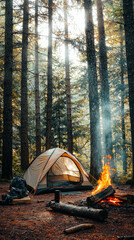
left=99, top=196, right=123, bottom=206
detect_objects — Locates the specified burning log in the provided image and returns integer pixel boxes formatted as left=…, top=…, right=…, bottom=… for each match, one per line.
left=64, top=223, right=94, bottom=234
left=87, top=185, right=115, bottom=206
left=48, top=200, right=108, bottom=221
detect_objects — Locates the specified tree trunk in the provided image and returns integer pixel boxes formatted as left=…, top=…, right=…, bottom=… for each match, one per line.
left=120, top=24, right=127, bottom=173
left=46, top=0, right=53, bottom=150
left=21, top=0, right=29, bottom=170
left=35, top=0, right=41, bottom=157
left=57, top=81, right=61, bottom=148
left=2, top=0, right=13, bottom=179
left=0, top=101, right=2, bottom=170
left=64, top=0, right=73, bottom=154
left=96, top=0, right=113, bottom=163
left=123, top=0, right=134, bottom=183
left=83, top=0, right=102, bottom=179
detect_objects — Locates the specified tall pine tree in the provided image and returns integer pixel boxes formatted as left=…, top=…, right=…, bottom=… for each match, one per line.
left=123, top=0, right=134, bottom=183
left=84, top=0, right=102, bottom=179
left=2, top=0, right=13, bottom=179
left=35, top=0, right=41, bottom=157
left=96, top=0, right=113, bottom=161
left=46, top=0, right=53, bottom=150
left=64, top=0, right=73, bottom=153
left=21, top=0, right=29, bottom=170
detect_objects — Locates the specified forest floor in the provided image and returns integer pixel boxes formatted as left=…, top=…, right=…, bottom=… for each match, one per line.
left=0, top=182, right=134, bottom=240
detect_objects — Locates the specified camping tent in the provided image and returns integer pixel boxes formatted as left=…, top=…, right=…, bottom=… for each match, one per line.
left=23, top=148, right=92, bottom=194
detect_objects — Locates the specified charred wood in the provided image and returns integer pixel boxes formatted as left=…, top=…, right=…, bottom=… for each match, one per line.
left=87, top=185, right=115, bottom=206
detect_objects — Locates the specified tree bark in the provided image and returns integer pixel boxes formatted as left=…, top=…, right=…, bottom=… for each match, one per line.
left=35, top=0, right=41, bottom=157
left=96, top=0, right=113, bottom=162
left=46, top=0, right=53, bottom=150
left=64, top=0, right=73, bottom=154
left=49, top=201, right=108, bottom=221
left=0, top=101, right=2, bottom=169
left=2, top=0, right=13, bottom=179
left=83, top=0, right=102, bottom=179
left=123, top=0, right=134, bottom=184
left=21, top=0, right=29, bottom=170
left=119, top=24, right=127, bottom=173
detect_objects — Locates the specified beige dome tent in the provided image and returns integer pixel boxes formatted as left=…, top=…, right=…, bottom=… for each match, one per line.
left=23, top=148, right=92, bottom=194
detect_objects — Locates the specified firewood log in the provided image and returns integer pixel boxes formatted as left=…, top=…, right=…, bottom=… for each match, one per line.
left=64, top=223, right=94, bottom=234
left=49, top=201, right=108, bottom=221
left=87, top=185, right=115, bottom=206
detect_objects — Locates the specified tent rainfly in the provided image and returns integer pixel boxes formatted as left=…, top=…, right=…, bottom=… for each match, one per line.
left=23, top=148, right=92, bottom=194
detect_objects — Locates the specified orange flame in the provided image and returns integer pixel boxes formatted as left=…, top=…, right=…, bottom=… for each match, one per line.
left=91, top=155, right=123, bottom=205
left=91, top=157, right=114, bottom=195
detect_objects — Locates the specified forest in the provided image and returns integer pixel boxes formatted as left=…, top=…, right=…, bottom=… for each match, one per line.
left=0, top=0, right=134, bottom=184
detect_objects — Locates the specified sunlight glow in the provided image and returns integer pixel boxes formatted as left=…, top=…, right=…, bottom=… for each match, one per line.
left=37, top=1, right=98, bottom=66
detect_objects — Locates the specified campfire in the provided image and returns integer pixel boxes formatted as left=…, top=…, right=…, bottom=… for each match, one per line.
left=91, top=161, right=113, bottom=195
left=88, top=155, right=123, bottom=206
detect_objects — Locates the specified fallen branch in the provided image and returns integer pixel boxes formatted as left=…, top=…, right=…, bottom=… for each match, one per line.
left=64, top=223, right=94, bottom=234
left=48, top=201, right=108, bottom=221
